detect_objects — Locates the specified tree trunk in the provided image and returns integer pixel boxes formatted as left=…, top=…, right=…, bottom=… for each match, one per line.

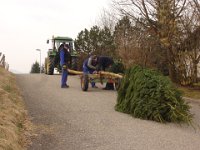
left=193, top=61, right=198, bottom=83
left=167, top=48, right=178, bottom=83
left=168, top=62, right=177, bottom=83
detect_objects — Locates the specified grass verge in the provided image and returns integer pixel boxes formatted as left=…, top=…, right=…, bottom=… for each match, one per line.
left=0, top=67, right=32, bottom=150
left=178, top=86, right=200, bottom=100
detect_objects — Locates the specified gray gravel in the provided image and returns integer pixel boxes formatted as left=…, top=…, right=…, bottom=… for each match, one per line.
left=16, top=74, right=200, bottom=150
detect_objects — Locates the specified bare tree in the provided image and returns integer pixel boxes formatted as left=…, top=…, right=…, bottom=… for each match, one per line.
left=96, top=8, right=118, bottom=32
left=193, top=0, right=200, bottom=13
left=178, top=0, right=200, bottom=83
left=113, top=0, right=200, bottom=84
left=114, top=16, right=160, bottom=69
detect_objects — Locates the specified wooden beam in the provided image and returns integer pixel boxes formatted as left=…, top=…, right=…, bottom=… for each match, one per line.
left=99, top=71, right=123, bottom=79
left=68, top=69, right=123, bottom=79
left=68, top=69, right=83, bottom=75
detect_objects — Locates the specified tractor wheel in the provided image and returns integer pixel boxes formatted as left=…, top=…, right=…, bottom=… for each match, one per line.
left=115, top=78, right=121, bottom=91
left=81, top=74, right=89, bottom=91
left=44, top=58, right=48, bottom=74
left=47, top=57, right=54, bottom=75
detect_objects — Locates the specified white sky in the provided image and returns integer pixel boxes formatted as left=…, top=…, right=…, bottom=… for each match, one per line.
left=0, top=0, right=110, bottom=73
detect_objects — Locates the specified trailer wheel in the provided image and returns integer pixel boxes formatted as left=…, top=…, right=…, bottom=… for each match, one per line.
left=115, top=78, right=121, bottom=91
left=81, top=74, right=89, bottom=91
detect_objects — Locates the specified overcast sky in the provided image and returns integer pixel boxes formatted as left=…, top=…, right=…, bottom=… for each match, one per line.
left=0, top=0, right=111, bottom=73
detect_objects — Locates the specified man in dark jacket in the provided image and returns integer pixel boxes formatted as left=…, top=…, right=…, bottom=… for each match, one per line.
left=59, top=43, right=71, bottom=88
left=96, top=56, right=114, bottom=71
left=96, top=56, right=114, bottom=90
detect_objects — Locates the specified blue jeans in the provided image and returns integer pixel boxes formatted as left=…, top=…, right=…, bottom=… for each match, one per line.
left=83, top=65, right=95, bottom=87
left=61, top=68, right=68, bottom=87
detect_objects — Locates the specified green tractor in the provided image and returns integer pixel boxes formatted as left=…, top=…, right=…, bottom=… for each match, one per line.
left=45, top=36, right=78, bottom=75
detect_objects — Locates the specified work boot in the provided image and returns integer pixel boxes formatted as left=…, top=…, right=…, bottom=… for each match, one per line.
left=61, top=84, right=69, bottom=88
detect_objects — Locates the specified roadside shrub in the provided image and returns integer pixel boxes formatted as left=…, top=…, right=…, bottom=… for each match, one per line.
left=110, top=61, right=125, bottom=73
left=115, top=65, right=193, bottom=124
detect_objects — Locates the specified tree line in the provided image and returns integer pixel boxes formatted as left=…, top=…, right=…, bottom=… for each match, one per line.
left=75, top=0, right=200, bottom=86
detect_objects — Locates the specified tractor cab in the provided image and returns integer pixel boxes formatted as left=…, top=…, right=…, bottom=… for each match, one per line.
left=45, top=36, right=78, bottom=75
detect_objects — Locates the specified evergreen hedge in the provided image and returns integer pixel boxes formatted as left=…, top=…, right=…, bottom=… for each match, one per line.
left=110, top=61, right=125, bottom=73
left=115, top=65, right=193, bottom=123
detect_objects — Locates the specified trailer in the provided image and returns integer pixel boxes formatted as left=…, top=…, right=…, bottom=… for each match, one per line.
left=68, top=69, right=123, bottom=91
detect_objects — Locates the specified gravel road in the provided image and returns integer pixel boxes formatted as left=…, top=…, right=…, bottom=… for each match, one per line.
left=16, top=74, right=200, bottom=150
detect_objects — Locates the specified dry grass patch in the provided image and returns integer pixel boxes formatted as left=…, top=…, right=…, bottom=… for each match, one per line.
left=0, top=67, right=32, bottom=150
left=178, top=86, right=200, bottom=100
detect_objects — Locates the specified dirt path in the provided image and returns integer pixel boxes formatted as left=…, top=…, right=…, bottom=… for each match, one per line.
left=16, top=74, right=200, bottom=150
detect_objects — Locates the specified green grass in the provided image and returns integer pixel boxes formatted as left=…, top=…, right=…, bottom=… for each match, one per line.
left=3, top=84, right=12, bottom=93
